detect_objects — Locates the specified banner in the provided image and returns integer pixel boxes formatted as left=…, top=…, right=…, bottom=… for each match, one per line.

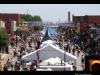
left=7, top=21, right=11, bottom=34
left=27, top=22, right=74, bottom=26
left=83, top=22, right=88, bottom=34
left=76, top=22, right=80, bottom=33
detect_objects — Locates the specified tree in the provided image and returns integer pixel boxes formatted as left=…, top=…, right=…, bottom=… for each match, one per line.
left=20, top=14, right=43, bottom=31
left=34, top=26, right=44, bottom=31
left=20, top=14, right=42, bottom=22
left=32, top=15, right=42, bottom=21
left=0, top=29, right=10, bottom=48
left=57, top=26, right=62, bottom=31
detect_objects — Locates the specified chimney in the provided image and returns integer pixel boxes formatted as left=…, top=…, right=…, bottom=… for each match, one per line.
left=72, top=14, right=74, bottom=21
left=68, top=12, right=70, bottom=22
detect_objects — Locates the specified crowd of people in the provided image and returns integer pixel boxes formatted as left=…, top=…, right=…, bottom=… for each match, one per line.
left=0, top=28, right=86, bottom=71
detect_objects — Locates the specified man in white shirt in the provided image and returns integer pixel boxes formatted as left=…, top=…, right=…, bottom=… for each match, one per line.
left=10, top=58, right=15, bottom=70
left=81, top=55, right=85, bottom=64
left=17, top=51, right=20, bottom=61
left=13, top=48, right=17, bottom=57
left=26, top=46, right=30, bottom=53
left=64, top=43, right=67, bottom=50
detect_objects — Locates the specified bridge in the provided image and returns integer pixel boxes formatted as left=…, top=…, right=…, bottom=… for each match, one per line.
left=22, top=21, right=74, bottom=26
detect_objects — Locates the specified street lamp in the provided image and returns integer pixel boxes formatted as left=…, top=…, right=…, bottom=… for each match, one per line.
left=16, top=28, right=18, bottom=46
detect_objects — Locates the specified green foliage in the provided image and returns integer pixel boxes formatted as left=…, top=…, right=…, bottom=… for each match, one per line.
left=20, top=14, right=43, bottom=31
left=34, top=26, right=44, bottom=31
left=20, top=14, right=42, bottom=22
left=57, top=26, right=62, bottom=31
left=0, top=29, right=10, bottom=47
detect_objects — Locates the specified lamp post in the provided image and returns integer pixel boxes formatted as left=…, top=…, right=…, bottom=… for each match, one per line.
left=16, top=28, right=18, bottom=46
left=90, top=34, right=94, bottom=55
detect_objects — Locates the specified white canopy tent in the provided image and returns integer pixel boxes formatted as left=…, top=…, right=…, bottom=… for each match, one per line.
left=42, top=40, right=55, bottom=44
left=42, top=57, right=64, bottom=63
left=40, top=40, right=59, bottom=48
left=41, top=57, right=65, bottom=65
left=36, top=68, right=53, bottom=71
left=39, top=64, right=73, bottom=71
left=21, top=41, right=77, bottom=62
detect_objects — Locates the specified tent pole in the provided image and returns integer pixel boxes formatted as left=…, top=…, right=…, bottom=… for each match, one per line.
left=75, top=59, right=76, bottom=67
left=36, top=49, right=39, bottom=69
left=64, top=50, right=66, bottom=71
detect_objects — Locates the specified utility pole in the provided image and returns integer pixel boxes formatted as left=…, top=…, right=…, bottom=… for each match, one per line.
left=27, top=10, right=28, bottom=14
left=59, top=18, right=60, bottom=22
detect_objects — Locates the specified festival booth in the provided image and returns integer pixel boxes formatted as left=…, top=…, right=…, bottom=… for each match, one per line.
left=39, top=64, right=73, bottom=71
left=21, top=40, right=77, bottom=62
left=41, top=28, right=54, bottom=42
left=36, top=68, right=53, bottom=71
left=39, top=57, right=73, bottom=71
left=41, top=40, right=58, bottom=48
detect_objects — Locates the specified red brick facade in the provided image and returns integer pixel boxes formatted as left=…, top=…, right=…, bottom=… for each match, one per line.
left=0, top=13, right=20, bottom=26
left=86, top=15, right=100, bottom=23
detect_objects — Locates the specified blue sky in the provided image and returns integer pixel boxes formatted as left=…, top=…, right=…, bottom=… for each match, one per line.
left=0, top=4, right=100, bottom=22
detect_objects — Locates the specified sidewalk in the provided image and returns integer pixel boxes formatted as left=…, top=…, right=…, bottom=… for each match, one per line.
left=0, top=45, right=14, bottom=60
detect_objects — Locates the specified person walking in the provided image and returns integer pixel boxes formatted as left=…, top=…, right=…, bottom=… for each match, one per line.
left=0, top=62, right=2, bottom=71
left=81, top=55, right=85, bottom=64
left=10, top=58, right=15, bottom=71
left=72, top=48, right=75, bottom=55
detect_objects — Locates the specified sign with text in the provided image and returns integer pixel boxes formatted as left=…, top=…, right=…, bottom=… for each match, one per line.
left=76, top=22, right=80, bottom=33
left=7, top=22, right=11, bottom=34
left=82, top=22, right=88, bottom=34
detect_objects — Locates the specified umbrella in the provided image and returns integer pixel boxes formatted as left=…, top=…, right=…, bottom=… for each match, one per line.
left=11, top=36, right=16, bottom=40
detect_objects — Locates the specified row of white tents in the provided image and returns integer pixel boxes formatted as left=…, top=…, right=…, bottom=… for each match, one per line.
left=21, top=28, right=77, bottom=71
left=21, top=40, right=76, bottom=62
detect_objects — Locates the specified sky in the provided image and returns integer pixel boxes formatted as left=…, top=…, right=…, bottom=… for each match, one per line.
left=0, top=4, right=100, bottom=22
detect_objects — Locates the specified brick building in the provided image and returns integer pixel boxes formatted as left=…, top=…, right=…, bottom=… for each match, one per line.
left=72, top=15, right=100, bottom=24
left=86, top=15, right=100, bottom=23
left=0, top=13, right=21, bottom=26
left=72, top=15, right=87, bottom=22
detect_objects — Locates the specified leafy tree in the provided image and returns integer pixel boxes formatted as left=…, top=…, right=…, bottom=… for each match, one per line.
left=34, top=26, right=44, bottom=31
left=32, top=15, right=42, bottom=21
left=0, top=29, right=10, bottom=48
left=57, top=26, right=62, bottom=31
left=20, top=14, right=42, bottom=22
left=20, top=14, right=43, bottom=31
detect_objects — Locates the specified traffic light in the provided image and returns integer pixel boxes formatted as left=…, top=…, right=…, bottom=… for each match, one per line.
left=89, top=59, right=100, bottom=71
